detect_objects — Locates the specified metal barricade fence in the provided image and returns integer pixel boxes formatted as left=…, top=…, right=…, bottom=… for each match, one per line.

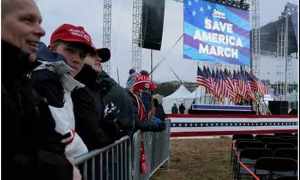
left=75, top=136, right=132, bottom=180
left=132, top=119, right=170, bottom=180
left=75, top=119, right=170, bottom=180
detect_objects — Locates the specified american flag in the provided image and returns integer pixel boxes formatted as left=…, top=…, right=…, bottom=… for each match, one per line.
left=196, top=67, right=268, bottom=103
left=238, top=70, right=247, bottom=99
left=197, top=66, right=208, bottom=88
left=247, top=71, right=268, bottom=96
left=214, top=69, right=226, bottom=102
left=223, top=68, right=235, bottom=101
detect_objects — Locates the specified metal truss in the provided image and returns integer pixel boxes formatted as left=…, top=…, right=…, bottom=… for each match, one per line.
left=248, top=0, right=260, bottom=76
left=102, top=0, right=112, bottom=75
left=132, top=0, right=143, bottom=71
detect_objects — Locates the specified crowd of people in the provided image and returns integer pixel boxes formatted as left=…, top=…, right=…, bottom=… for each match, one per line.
left=2, top=0, right=166, bottom=179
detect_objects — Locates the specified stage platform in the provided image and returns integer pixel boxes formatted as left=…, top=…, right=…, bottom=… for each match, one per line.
left=189, top=104, right=256, bottom=115
left=167, top=114, right=298, bottom=137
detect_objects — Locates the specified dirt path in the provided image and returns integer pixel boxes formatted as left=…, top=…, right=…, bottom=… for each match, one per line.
left=152, top=137, right=233, bottom=180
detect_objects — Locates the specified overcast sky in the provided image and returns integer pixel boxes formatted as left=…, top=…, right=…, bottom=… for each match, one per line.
left=36, top=0, right=298, bottom=87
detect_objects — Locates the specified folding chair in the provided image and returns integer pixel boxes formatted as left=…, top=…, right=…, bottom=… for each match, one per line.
left=273, top=148, right=297, bottom=160
left=281, top=138, right=298, bottom=146
left=266, top=143, right=295, bottom=151
left=274, top=133, right=294, bottom=137
left=255, top=134, right=275, bottom=141
left=254, top=157, right=298, bottom=180
left=231, top=134, right=255, bottom=165
left=235, top=148, right=272, bottom=180
left=231, top=141, right=265, bottom=179
left=273, top=176, right=298, bottom=180
left=233, top=134, right=254, bottom=140
left=232, top=140, right=264, bottom=164
left=260, top=137, right=286, bottom=144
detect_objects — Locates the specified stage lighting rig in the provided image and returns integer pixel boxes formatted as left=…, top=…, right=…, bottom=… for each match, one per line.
left=207, top=0, right=249, bottom=10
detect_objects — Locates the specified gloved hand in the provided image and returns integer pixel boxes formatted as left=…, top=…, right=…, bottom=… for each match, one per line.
left=152, top=116, right=166, bottom=131
left=102, top=102, right=122, bottom=139
left=103, top=102, right=120, bottom=123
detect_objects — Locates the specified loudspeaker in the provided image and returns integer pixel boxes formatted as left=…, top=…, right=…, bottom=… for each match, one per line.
left=140, top=0, right=165, bottom=50
left=268, top=101, right=288, bottom=115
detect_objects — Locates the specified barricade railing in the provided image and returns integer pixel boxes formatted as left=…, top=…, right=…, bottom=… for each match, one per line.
left=75, top=119, right=170, bottom=180
left=132, top=119, right=171, bottom=180
left=75, top=136, right=132, bottom=180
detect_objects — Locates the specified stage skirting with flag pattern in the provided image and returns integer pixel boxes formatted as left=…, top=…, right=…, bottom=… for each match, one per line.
left=168, top=114, right=298, bottom=137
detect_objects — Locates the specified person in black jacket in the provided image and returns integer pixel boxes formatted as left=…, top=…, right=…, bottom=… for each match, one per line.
left=129, top=71, right=166, bottom=132
left=153, top=98, right=166, bottom=121
left=77, top=51, right=135, bottom=137
left=179, top=103, right=186, bottom=114
left=1, top=0, right=74, bottom=179
left=36, top=24, right=119, bottom=151
left=171, top=103, right=179, bottom=114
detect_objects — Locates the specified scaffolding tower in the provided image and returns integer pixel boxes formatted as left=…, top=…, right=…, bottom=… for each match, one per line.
left=277, top=6, right=291, bottom=100
left=248, top=0, right=261, bottom=76
left=132, top=0, right=143, bottom=71
left=102, top=0, right=112, bottom=75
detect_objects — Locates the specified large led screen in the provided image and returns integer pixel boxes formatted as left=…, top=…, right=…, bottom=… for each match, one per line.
left=184, top=0, right=251, bottom=65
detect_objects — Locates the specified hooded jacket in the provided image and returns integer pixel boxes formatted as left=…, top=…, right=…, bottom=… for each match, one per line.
left=33, top=42, right=88, bottom=159
left=36, top=43, right=116, bottom=150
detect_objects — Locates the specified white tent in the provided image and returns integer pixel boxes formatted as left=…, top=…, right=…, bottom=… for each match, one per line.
left=184, top=86, right=206, bottom=108
left=188, top=86, right=206, bottom=100
left=162, top=85, right=191, bottom=113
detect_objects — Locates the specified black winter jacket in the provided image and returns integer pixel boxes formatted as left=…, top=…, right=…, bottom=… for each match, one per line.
left=128, top=91, right=166, bottom=132
left=35, top=45, right=117, bottom=151
left=94, top=70, right=135, bottom=134
left=1, top=40, right=73, bottom=180
left=74, top=65, right=122, bottom=149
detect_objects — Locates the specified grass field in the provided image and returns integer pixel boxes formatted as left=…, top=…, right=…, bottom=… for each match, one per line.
left=151, top=137, right=233, bottom=180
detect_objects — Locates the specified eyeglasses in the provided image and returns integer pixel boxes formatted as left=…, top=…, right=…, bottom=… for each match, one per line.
left=63, top=43, right=90, bottom=59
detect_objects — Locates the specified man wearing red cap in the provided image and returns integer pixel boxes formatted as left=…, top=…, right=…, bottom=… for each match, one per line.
left=48, top=23, right=96, bottom=76
left=34, top=24, right=121, bottom=155
left=33, top=24, right=96, bottom=160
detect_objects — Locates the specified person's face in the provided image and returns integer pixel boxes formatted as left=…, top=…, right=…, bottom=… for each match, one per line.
left=1, top=0, right=45, bottom=55
left=84, top=53, right=102, bottom=73
left=51, top=42, right=89, bottom=76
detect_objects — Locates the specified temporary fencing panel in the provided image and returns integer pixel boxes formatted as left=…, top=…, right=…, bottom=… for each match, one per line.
left=75, top=119, right=170, bottom=180
left=75, top=136, right=131, bottom=180
left=131, top=119, right=171, bottom=180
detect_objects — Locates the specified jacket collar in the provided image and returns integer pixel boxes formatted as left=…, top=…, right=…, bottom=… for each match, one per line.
left=1, top=40, right=40, bottom=86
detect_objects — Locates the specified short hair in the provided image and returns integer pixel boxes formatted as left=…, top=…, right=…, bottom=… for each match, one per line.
left=2, top=0, right=14, bottom=18
left=50, top=40, right=65, bottom=50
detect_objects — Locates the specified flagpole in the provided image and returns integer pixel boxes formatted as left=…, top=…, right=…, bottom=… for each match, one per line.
left=116, top=67, right=120, bottom=84
left=151, top=50, right=153, bottom=80
left=284, top=13, right=289, bottom=101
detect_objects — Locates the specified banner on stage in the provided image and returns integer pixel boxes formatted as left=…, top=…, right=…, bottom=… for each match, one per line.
left=183, top=0, right=251, bottom=65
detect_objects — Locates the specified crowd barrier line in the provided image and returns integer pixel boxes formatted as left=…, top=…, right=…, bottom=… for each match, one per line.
left=74, top=119, right=170, bottom=180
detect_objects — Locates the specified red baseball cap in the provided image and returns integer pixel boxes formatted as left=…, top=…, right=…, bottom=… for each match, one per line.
left=50, top=24, right=95, bottom=52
